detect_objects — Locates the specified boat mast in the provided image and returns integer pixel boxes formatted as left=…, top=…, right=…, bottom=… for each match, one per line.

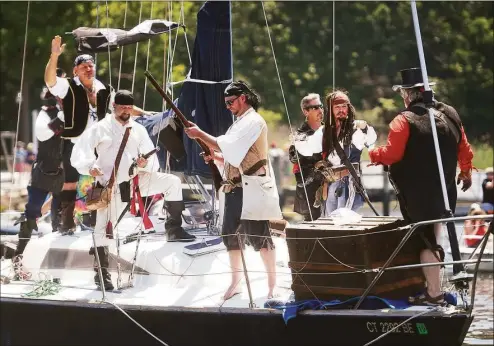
left=409, top=0, right=468, bottom=281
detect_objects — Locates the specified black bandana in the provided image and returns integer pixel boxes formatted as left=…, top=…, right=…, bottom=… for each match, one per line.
left=114, top=90, right=134, bottom=106
left=224, top=81, right=252, bottom=97
left=74, top=54, right=95, bottom=67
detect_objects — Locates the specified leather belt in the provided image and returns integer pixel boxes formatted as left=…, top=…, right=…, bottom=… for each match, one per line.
left=221, top=159, right=267, bottom=187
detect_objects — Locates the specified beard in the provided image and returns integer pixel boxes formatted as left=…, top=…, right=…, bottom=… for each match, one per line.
left=336, top=111, right=348, bottom=119
left=118, top=113, right=131, bottom=122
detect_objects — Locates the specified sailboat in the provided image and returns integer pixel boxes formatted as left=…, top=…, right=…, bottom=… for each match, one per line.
left=1, top=2, right=492, bottom=346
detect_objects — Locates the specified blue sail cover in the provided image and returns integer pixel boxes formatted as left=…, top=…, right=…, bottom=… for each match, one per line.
left=176, top=1, right=233, bottom=177
left=136, top=1, right=233, bottom=177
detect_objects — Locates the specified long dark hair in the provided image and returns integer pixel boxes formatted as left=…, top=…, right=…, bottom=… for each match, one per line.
left=322, top=90, right=356, bottom=155
left=244, top=89, right=261, bottom=111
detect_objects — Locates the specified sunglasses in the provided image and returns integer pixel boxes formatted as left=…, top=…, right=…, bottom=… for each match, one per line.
left=305, top=104, right=323, bottom=111
left=225, top=96, right=240, bottom=107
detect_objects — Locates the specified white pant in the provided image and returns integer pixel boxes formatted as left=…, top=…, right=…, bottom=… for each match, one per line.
left=92, top=172, right=182, bottom=247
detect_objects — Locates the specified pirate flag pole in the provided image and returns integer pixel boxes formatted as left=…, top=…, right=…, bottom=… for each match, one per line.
left=410, top=0, right=472, bottom=287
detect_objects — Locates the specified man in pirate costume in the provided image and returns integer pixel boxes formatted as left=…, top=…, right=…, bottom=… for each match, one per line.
left=12, top=69, right=67, bottom=280
left=184, top=81, right=278, bottom=300
left=288, top=93, right=324, bottom=221
left=369, top=67, right=474, bottom=305
left=317, top=90, right=377, bottom=216
left=44, top=35, right=112, bottom=235
left=71, top=90, right=195, bottom=291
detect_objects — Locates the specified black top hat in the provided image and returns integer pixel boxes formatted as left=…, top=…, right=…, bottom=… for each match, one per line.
left=392, top=67, right=435, bottom=91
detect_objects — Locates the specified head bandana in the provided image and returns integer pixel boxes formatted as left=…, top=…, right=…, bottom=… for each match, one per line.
left=114, top=90, right=134, bottom=106
left=74, top=54, right=95, bottom=67
left=331, top=91, right=350, bottom=106
left=224, top=81, right=252, bottom=97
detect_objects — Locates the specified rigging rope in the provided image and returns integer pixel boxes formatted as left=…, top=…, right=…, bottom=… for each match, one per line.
left=105, top=1, right=113, bottom=88
left=94, top=1, right=100, bottom=66
left=131, top=2, right=144, bottom=93
left=8, top=1, right=30, bottom=213
left=142, top=1, right=155, bottom=110
left=333, top=1, right=335, bottom=90
left=117, top=1, right=129, bottom=91
left=261, top=2, right=314, bottom=221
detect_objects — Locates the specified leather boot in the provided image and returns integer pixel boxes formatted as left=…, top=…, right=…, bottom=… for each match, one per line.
left=14, top=215, right=38, bottom=256
left=164, top=201, right=196, bottom=242
left=51, top=195, right=61, bottom=233
left=60, top=199, right=76, bottom=235
left=90, top=246, right=114, bottom=291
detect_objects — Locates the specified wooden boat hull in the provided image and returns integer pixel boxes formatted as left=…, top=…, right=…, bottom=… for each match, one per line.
left=1, top=297, right=473, bottom=346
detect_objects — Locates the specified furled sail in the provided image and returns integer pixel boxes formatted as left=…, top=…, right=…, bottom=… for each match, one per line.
left=175, top=1, right=233, bottom=178
left=72, top=20, right=182, bottom=53
left=136, top=1, right=233, bottom=178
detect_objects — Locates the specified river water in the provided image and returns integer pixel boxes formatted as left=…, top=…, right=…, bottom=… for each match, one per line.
left=463, top=273, right=494, bottom=345
left=357, top=207, right=493, bottom=345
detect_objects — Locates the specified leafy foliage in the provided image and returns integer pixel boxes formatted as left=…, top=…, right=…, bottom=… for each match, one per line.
left=1, top=1, right=492, bottom=145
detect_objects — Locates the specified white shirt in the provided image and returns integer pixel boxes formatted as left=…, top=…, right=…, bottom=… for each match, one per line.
left=70, top=113, right=159, bottom=185
left=296, top=121, right=377, bottom=166
left=35, top=106, right=64, bottom=142
left=217, top=108, right=265, bottom=168
left=48, top=76, right=108, bottom=143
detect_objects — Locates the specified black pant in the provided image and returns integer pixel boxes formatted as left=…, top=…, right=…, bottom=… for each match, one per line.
left=25, top=185, right=60, bottom=220
left=221, top=187, right=275, bottom=251
left=62, top=139, right=80, bottom=183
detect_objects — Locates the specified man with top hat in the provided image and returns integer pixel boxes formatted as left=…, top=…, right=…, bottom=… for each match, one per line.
left=184, top=80, right=278, bottom=301
left=44, top=35, right=112, bottom=236
left=369, top=67, right=474, bottom=305
left=11, top=68, right=67, bottom=280
left=71, top=89, right=195, bottom=291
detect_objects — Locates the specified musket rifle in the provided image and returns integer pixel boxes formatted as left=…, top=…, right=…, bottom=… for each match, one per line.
left=144, top=70, right=223, bottom=193
left=128, top=147, right=160, bottom=177
left=333, top=140, right=380, bottom=216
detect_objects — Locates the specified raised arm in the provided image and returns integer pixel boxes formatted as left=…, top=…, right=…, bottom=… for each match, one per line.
left=44, top=36, right=65, bottom=88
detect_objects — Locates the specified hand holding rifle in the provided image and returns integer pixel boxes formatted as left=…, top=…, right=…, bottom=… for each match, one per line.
left=144, top=71, right=223, bottom=192
left=128, top=147, right=159, bottom=177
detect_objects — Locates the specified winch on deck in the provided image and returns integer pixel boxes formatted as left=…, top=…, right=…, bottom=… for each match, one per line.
left=286, top=217, right=425, bottom=301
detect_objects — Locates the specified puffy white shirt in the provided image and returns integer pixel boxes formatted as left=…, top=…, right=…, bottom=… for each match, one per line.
left=48, top=76, right=109, bottom=143
left=294, top=121, right=377, bottom=166
left=70, top=113, right=159, bottom=185
left=35, top=106, right=64, bottom=142
left=217, top=108, right=265, bottom=168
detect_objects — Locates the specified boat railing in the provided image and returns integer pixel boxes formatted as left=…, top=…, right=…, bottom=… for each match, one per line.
left=353, top=214, right=493, bottom=310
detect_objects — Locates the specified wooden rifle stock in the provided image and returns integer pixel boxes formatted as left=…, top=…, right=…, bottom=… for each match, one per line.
left=144, top=70, right=223, bottom=193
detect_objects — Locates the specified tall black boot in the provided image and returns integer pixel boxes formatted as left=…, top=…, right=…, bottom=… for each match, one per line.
left=12, top=215, right=37, bottom=280
left=51, top=195, right=62, bottom=233
left=164, top=201, right=196, bottom=242
left=60, top=190, right=77, bottom=235
left=90, top=246, right=114, bottom=290
left=14, top=215, right=38, bottom=256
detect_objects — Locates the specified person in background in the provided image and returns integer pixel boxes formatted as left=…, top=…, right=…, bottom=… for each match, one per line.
left=14, top=141, right=27, bottom=173
left=268, top=141, right=286, bottom=208
left=480, top=167, right=493, bottom=213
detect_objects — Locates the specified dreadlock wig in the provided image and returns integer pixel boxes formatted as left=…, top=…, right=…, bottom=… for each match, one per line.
left=322, top=90, right=356, bottom=155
